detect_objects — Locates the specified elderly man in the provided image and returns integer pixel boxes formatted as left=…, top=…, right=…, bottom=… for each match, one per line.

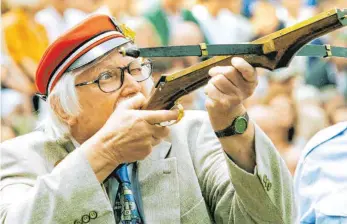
left=0, top=15, right=294, bottom=224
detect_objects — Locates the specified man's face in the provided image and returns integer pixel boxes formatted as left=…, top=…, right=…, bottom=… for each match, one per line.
left=67, top=0, right=101, bottom=13
left=269, top=95, right=295, bottom=129
left=50, top=0, right=70, bottom=12
left=72, top=47, right=153, bottom=141
left=164, top=0, right=184, bottom=11
left=283, top=0, right=302, bottom=11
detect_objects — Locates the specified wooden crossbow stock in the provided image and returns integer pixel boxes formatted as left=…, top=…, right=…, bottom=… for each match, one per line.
left=127, top=8, right=347, bottom=112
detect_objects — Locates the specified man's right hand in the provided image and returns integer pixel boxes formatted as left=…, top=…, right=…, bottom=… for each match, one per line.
left=79, top=93, right=179, bottom=182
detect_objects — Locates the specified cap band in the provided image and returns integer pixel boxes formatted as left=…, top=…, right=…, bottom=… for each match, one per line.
left=66, top=37, right=130, bottom=72
left=47, top=30, right=126, bottom=94
left=35, top=14, right=137, bottom=96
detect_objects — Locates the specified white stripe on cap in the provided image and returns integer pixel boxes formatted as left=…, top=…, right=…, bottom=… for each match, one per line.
left=47, top=30, right=125, bottom=94
left=66, top=37, right=130, bottom=72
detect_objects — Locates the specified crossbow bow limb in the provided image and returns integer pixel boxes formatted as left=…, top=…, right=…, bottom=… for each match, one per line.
left=123, top=8, right=347, bottom=110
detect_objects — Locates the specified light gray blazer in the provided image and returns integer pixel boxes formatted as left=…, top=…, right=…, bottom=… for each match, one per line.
left=0, top=111, right=295, bottom=224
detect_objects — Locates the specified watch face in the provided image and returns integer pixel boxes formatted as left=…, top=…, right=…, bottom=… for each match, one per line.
left=234, top=117, right=248, bottom=134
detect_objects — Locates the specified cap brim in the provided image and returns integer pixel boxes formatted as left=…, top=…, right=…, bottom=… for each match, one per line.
left=66, top=37, right=131, bottom=72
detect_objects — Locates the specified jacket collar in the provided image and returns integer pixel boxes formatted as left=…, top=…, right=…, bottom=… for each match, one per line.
left=143, top=138, right=172, bottom=161
left=44, top=134, right=75, bottom=167
left=44, top=133, right=178, bottom=223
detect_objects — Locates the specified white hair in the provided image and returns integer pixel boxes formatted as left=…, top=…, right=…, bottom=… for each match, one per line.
left=37, top=72, right=81, bottom=140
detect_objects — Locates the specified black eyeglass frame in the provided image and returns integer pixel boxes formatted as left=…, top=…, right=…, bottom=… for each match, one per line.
left=75, top=59, right=153, bottom=93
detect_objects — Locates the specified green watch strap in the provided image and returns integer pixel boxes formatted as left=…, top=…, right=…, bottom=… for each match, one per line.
left=214, top=113, right=249, bottom=138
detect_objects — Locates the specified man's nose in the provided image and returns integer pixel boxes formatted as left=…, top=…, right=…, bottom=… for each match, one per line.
left=119, top=73, right=142, bottom=97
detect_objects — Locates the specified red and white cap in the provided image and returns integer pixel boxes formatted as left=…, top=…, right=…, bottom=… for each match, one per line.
left=35, top=14, right=133, bottom=99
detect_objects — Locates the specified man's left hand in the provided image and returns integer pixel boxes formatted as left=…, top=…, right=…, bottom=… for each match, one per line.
left=204, top=57, right=257, bottom=131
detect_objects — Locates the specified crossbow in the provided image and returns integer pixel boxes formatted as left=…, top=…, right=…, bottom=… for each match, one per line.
left=121, top=8, right=347, bottom=111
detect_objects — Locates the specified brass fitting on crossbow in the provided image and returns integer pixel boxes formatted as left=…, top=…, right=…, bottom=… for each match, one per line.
left=324, top=44, right=332, bottom=58
left=199, top=43, right=208, bottom=56
left=158, top=101, right=184, bottom=127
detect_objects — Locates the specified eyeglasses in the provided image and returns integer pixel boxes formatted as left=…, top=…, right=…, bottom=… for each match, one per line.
left=75, top=59, right=153, bottom=93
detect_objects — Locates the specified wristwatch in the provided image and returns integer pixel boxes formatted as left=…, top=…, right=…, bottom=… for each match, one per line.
left=214, top=112, right=249, bottom=138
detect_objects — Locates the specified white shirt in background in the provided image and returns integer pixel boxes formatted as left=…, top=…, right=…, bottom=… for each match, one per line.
left=35, top=6, right=72, bottom=43
left=192, top=5, right=254, bottom=44
left=36, top=6, right=113, bottom=43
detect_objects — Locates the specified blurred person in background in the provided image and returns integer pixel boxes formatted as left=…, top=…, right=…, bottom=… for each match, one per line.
left=0, top=55, right=36, bottom=101
left=250, top=0, right=284, bottom=39
left=57, top=0, right=109, bottom=29
left=323, top=92, right=347, bottom=125
left=251, top=66, right=300, bottom=103
left=1, top=119, right=16, bottom=143
left=242, top=0, right=256, bottom=18
left=143, top=0, right=207, bottom=46
left=101, top=0, right=160, bottom=48
left=1, top=58, right=38, bottom=139
left=66, top=0, right=103, bottom=18
left=101, top=0, right=135, bottom=21
left=249, top=68, right=303, bottom=175
left=35, top=0, right=73, bottom=42
left=192, top=0, right=254, bottom=44
left=293, top=85, right=328, bottom=147
left=36, top=0, right=138, bottom=44
left=266, top=67, right=299, bottom=97
left=332, top=104, right=347, bottom=124
left=244, top=68, right=269, bottom=108
left=265, top=93, right=297, bottom=152
left=2, top=0, right=48, bottom=91
left=278, top=0, right=308, bottom=26
left=2, top=0, right=50, bottom=138
left=1, top=126, right=16, bottom=143
left=265, top=90, right=299, bottom=175
left=248, top=102, right=298, bottom=175
left=290, top=85, right=329, bottom=176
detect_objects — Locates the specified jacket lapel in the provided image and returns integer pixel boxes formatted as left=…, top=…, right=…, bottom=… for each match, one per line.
left=137, top=139, right=181, bottom=223
left=44, top=135, right=181, bottom=223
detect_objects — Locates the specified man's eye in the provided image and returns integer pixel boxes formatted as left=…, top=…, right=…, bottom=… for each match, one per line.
left=100, top=72, right=112, bottom=80
left=130, top=67, right=142, bottom=73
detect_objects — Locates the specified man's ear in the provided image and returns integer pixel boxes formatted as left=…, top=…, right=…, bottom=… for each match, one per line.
left=50, top=96, right=77, bottom=126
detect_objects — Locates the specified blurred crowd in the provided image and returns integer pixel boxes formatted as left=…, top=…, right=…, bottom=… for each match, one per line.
left=1, top=0, right=346, bottom=175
